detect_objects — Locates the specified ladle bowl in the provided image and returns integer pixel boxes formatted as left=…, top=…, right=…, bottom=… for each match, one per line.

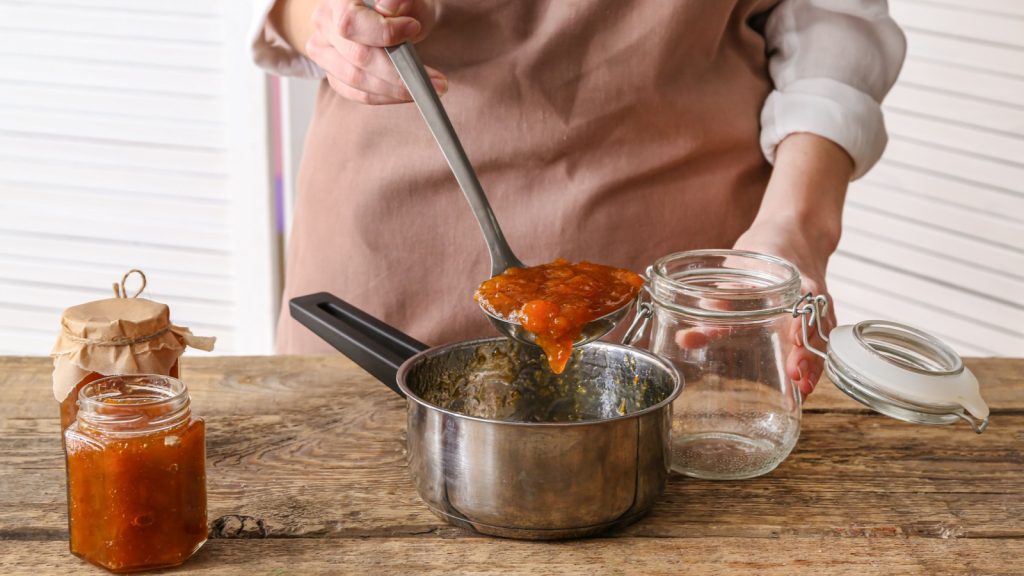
left=375, top=16, right=635, bottom=346
left=480, top=298, right=638, bottom=348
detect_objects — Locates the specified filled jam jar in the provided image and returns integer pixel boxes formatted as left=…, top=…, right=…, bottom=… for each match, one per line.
left=64, top=374, right=207, bottom=572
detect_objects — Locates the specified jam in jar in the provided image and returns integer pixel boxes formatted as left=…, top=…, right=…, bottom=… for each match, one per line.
left=64, top=374, right=207, bottom=572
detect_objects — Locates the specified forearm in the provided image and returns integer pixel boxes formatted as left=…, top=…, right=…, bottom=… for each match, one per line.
left=754, top=133, right=853, bottom=258
left=270, top=0, right=320, bottom=57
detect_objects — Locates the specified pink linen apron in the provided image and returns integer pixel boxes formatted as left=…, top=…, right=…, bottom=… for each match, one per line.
left=278, top=0, right=779, bottom=353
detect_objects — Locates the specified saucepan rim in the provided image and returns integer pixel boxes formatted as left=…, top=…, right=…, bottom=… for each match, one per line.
left=395, top=337, right=682, bottom=427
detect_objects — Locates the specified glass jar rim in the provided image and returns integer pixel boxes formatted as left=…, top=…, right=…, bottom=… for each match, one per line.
left=648, top=249, right=802, bottom=319
left=77, top=374, right=190, bottom=435
left=79, top=374, right=187, bottom=407
left=652, top=249, right=801, bottom=295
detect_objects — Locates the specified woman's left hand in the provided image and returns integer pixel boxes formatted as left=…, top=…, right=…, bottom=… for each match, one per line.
left=732, top=217, right=837, bottom=397
left=732, top=133, right=854, bottom=396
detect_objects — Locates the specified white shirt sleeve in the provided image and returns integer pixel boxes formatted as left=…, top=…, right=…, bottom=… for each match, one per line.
left=250, top=0, right=325, bottom=79
left=760, top=0, right=907, bottom=180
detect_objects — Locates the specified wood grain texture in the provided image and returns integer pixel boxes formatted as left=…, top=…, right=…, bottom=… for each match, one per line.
left=1, top=355, right=1022, bottom=575
left=3, top=538, right=1024, bottom=576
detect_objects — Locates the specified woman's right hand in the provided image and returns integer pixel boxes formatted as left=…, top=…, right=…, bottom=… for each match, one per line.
left=306, top=0, right=446, bottom=104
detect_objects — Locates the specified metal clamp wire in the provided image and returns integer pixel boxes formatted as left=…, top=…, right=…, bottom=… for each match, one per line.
left=791, top=293, right=830, bottom=360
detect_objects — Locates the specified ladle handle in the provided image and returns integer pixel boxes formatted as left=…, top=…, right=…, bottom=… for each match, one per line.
left=380, top=35, right=523, bottom=275
left=290, top=293, right=428, bottom=398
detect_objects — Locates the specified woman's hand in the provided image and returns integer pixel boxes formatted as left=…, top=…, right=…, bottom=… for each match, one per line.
left=273, top=0, right=446, bottom=104
left=733, top=216, right=837, bottom=397
left=735, top=133, right=854, bottom=396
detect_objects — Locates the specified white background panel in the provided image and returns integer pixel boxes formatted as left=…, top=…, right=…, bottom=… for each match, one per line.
left=834, top=0, right=1024, bottom=356
left=0, top=0, right=277, bottom=355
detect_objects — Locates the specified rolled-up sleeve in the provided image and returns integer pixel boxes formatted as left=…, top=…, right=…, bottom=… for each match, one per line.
left=250, top=0, right=324, bottom=79
left=760, top=0, right=907, bottom=180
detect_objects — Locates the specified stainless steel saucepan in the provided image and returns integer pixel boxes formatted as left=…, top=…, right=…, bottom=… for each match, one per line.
left=290, top=292, right=682, bottom=540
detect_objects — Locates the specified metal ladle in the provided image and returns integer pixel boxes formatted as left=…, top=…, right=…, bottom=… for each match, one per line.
left=375, top=21, right=634, bottom=346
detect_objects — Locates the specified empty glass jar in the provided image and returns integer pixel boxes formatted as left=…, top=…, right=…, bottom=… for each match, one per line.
left=641, top=250, right=803, bottom=479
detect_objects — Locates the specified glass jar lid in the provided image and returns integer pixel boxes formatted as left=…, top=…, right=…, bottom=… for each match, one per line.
left=796, top=296, right=989, bottom=433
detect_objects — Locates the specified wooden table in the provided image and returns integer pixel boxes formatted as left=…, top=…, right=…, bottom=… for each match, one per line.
left=2, top=356, right=1022, bottom=575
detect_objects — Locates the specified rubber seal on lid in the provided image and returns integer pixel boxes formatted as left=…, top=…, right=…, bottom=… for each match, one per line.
left=826, top=320, right=989, bottom=433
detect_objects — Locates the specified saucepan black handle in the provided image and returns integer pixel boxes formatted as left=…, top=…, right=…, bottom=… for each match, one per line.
left=289, top=292, right=428, bottom=398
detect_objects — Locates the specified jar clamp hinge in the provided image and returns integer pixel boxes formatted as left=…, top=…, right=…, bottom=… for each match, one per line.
left=623, top=291, right=653, bottom=347
left=623, top=268, right=655, bottom=346
left=792, top=293, right=830, bottom=361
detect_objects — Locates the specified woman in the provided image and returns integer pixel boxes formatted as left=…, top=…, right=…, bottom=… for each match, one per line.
left=252, top=0, right=906, bottom=395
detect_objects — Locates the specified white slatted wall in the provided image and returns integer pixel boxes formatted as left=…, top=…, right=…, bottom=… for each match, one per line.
left=0, top=0, right=279, bottom=355
left=830, top=0, right=1024, bottom=357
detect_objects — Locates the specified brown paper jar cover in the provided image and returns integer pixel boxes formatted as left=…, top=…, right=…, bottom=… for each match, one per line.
left=51, top=297, right=215, bottom=403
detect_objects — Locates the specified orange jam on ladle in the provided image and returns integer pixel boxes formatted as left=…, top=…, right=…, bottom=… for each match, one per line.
left=475, top=259, right=644, bottom=373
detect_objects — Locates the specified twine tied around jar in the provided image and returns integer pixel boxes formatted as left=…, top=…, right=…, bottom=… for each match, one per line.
left=51, top=269, right=216, bottom=402
left=112, top=269, right=147, bottom=299
left=63, top=269, right=164, bottom=345
left=62, top=326, right=170, bottom=347
left=57, top=269, right=167, bottom=345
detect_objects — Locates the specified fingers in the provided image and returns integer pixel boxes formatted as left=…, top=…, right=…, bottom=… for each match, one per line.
left=308, top=37, right=411, bottom=101
left=309, top=0, right=448, bottom=105
left=674, top=326, right=731, bottom=350
left=321, top=26, right=447, bottom=94
left=332, top=0, right=421, bottom=47
left=788, top=288, right=835, bottom=396
left=787, top=344, right=824, bottom=396
left=325, top=74, right=406, bottom=104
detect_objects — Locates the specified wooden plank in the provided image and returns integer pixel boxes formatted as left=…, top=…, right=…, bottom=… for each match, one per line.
left=7, top=410, right=1022, bottom=540
left=861, top=161, right=1024, bottom=222
left=0, top=203, right=231, bottom=251
left=0, top=0, right=226, bottom=16
left=3, top=537, right=1024, bottom=576
left=1, top=186, right=228, bottom=227
left=0, top=133, right=226, bottom=174
left=0, top=331, right=58, bottom=357
left=0, top=257, right=233, bottom=303
left=841, top=203, right=1024, bottom=276
left=0, top=83, right=223, bottom=124
left=883, top=136, right=1024, bottom=195
left=885, top=85, right=1024, bottom=138
left=899, top=0, right=1024, bottom=18
left=836, top=227, right=1024, bottom=304
left=893, top=1, right=1024, bottom=48
left=0, top=157, right=227, bottom=201
left=0, top=281, right=237, bottom=328
left=898, top=59, right=1024, bottom=107
left=0, top=108, right=225, bottom=148
left=1, top=355, right=1018, bottom=421
left=885, top=110, right=1024, bottom=167
left=2, top=357, right=1021, bottom=542
left=849, top=183, right=1024, bottom=250
left=903, top=27, right=1024, bottom=77
left=830, top=253, right=1024, bottom=335
left=0, top=231, right=234, bottom=278
left=0, top=29, right=222, bottom=69
left=827, top=269, right=1024, bottom=356
left=835, top=300, right=995, bottom=356
left=0, top=4, right=225, bottom=44
left=829, top=278, right=997, bottom=355
left=0, top=55, right=223, bottom=96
